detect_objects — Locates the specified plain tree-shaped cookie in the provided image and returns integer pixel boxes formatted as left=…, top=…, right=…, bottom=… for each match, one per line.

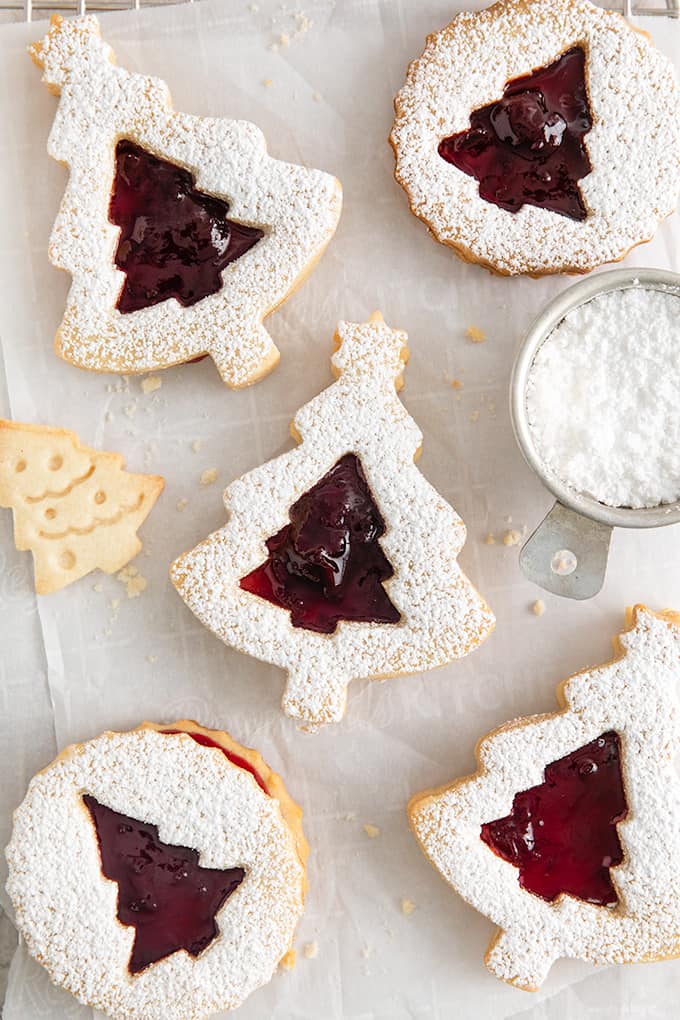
left=0, top=420, right=163, bottom=593
left=171, top=313, right=494, bottom=729
left=29, top=15, right=342, bottom=386
left=410, top=606, right=680, bottom=990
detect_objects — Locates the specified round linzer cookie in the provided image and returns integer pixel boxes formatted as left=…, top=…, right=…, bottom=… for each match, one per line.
left=390, top=0, right=680, bottom=276
left=29, top=15, right=342, bottom=386
left=171, top=312, right=495, bottom=729
left=409, top=606, right=680, bottom=990
left=6, top=721, right=308, bottom=1020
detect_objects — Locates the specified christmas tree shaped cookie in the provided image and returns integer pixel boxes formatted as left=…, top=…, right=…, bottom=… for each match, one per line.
left=0, top=420, right=163, bottom=593
left=171, top=313, right=495, bottom=729
left=6, top=721, right=308, bottom=1020
left=409, top=607, right=680, bottom=990
left=29, top=15, right=342, bottom=386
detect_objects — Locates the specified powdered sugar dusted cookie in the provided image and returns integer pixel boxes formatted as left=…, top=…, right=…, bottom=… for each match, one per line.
left=390, top=0, right=680, bottom=276
left=0, top=419, right=163, bottom=593
left=171, top=312, right=494, bottom=729
left=30, top=15, right=342, bottom=386
left=6, top=721, right=307, bottom=1020
left=409, top=607, right=680, bottom=990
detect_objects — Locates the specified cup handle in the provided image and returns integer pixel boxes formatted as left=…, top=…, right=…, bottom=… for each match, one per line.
left=519, top=502, right=612, bottom=600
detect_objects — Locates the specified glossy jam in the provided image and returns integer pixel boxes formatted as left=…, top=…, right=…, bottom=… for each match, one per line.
left=438, top=47, right=592, bottom=220
left=109, top=140, right=264, bottom=313
left=240, top=453, right=401, bottom=634
left=481, top=732, right=627, bottom=905
left=160, top=728, right=268, bottom=794
left=83, top=795, right=245, bottom=973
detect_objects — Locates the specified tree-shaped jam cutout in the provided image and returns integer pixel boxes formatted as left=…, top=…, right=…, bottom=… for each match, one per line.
left=481, top=732, right=627, bottom=905
left=83, top=795, right=245, bottom=973
left=240, top=453, right=401, bottom=634
left=438, top=47, right=592, bottom=221
left=109, top=140, right=264, bottom=314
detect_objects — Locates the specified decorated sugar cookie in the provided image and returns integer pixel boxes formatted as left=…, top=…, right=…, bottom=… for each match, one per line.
left=30, top=15, right=342, bottom=386
left=409, top=607, right=680, bottom=990
left=171, top=313, right=494, bottom=729
left=6, top=721, right=308, bottom=1020
left=0, top=419, right=163, bottom=593
left=390, top=0, right=680, bottom=275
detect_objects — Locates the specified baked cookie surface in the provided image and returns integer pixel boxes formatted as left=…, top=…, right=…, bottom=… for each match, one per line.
left=6, top=722, right=307, bottom=1020
left=390, top=0, right=680, bottom=275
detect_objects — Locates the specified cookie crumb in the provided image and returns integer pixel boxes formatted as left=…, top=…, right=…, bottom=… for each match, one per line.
left=278, top=32, right=290, bottom=46
left=363, top=823, right=380, bottom=839
left=262, top=78, right=273, bottom=87
left=200, top=468, right=218, bottom=486
left=503, top=528, right=523, bottom=547
left=123, top=401, right=137, bottom=419
left=312, top=90, right=322, bottom=102
left=532, top=599, right=546, bottom=617
left=469, top=410, right=480, bottom=423
left=280, top=948, right=296, bottom=971
left=361, top=944, right=372, bottom=959
left=146, top=654, right=158, bottom=664
left=176, top=498, right=189, bottom=513
left=92, top=582, right=104, bottom=593
left=117, top=564, right=147, bottom=598
left=191, top=439, right=202, bottom=453
left=483, top=533, right=496, bottom=546
left=109, top=597, right=121, bottom=611
left=466, top=325, right=486, bottom=343
left=344, top=811, right=356, bottom=822
left=303, top=941, right=319, bottom=960
left=141, top=375, right=162, bottom=394
left=400, top=898, right=417, bottom=916
left=450, top=378, right=464, bottom=389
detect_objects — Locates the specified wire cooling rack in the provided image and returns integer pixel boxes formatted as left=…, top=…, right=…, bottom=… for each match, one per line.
left=0, top=0, right=677, bottom=17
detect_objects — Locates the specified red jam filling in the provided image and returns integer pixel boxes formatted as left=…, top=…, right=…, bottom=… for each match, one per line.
left=481, top=732, right=627, bottom=905
left=160, top=728, right=268, bottom=794
left=240, top=453, right=401, bottom=635
left=109, top=140, right=264, bottom=314
left=438, top=47, right=592, bottom=221
left=83, top=795, right=245, bottom=973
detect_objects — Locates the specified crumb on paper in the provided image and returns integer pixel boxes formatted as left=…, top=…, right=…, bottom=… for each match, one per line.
left=466, top=325, right=486, bottom=343
left=312, top=91, right=322, bottom=102
left=400, top=898, right=417, bottom=916
left=92, top=581, right=104, bottom=593
left=109, top=597, right=121, bottom=611
left=450, top=378, right=463, bottom=389
left=117, top=564, right=147, bottom=599
left=191, top=439, right=202, bottom=453
left=469, top=410, right=480, bottom=423
left=280, top=948, right=296, bottom=971
left=363, top=823, right=380, bottom=839
left=278, top=32, right=290, bottom=46
left=104, top=411, right=113, bottom=423
left=532, top=599, right=546, bottom=617
left=123, top=402, right=137, bottom=419
left=502, top=528, right=523, bottom=547
left=146, top=654, right=158, bottom=664
left=176, top=498, right=189, bottom=513
left=303, top=941, right=319, bottom=960
left=200, top=468, right=218, bottom=486
left=249, top=2, right=259, bottom=10
left=344, top=811, right=356, bottom=822
left=141, top=375, right=162, bottom=395
left=483, top=533, right=496, bottom=546
left=262, top=77, right=273, bottom=87
left=361, top=944, right=372, bottom=959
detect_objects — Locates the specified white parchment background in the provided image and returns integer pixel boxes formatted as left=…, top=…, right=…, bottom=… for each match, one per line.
left=0, top=1, right=678, bottom=1017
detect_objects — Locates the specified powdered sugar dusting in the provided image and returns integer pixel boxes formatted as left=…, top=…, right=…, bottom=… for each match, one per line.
left=6, top=727, right=305, bottom=1020
left=30, top=16, right=341, bottom=386
left=526, top=285, right=680, bottom=509
left=390, top=0, right=680, bottom=275
left=410, top=608, right=680, bottom=990
left=171, top=315, right=495, bottom=729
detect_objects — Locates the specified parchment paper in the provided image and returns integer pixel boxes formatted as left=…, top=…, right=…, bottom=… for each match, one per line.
left=0, top=1, right=678, bottom=1017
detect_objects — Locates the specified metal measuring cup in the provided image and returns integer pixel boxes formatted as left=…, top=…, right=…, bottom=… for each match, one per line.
left=510, top=267, right=680, bottom=600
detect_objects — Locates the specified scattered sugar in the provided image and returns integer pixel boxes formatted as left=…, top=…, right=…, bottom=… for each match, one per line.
left=363, top=823, right=380, bottom=839
left=526, top=287, right=680, bottom=508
